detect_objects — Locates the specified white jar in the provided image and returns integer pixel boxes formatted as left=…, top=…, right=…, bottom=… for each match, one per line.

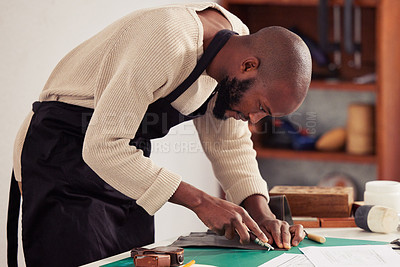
left=364, top=181, right=400, bottom=213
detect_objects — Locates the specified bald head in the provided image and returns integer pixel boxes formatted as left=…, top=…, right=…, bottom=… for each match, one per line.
left=209, top=26, right=312, bottom=122
left=249, top=26, right=312, bottom=115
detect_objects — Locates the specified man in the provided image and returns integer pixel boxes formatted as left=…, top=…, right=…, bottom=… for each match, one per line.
left=8, top=2, right=312, bottom=266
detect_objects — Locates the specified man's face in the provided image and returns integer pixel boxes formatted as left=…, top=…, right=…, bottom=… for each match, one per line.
left=213, top=76, right=302, bottom=124
left=212, top=77, right=271, bottom=124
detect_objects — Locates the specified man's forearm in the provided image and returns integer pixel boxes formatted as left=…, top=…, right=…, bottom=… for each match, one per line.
left=241, top=194, right=276, bottom=222
left=168, top=181, right=207, bottom=210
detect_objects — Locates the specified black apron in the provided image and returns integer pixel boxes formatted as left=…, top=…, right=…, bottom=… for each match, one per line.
left=7, top=29, right=237, bottom=267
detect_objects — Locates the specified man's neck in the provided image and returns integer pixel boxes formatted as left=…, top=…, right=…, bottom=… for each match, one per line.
left=197, top=8, right=234, bottom=82
left=197, top=8, right=232, bottom=51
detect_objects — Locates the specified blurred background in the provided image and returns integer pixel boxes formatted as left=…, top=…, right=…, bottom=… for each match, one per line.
left=2, top=0, right=399, bottom=266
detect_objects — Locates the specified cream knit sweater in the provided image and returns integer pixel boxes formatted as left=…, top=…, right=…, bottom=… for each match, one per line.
left=13, top=2, right=269, bottom=215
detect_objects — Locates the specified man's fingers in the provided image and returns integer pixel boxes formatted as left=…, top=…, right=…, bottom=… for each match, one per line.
left=280, top=223, right=292, bottom=249
left=265, top=221, right=282, bottom=248
left=212, top=227, right=225, bottom=236
left=264, top=231, right=273, bottom=245
left=289, top=225, right=305, bottom=246
left=247, top=226, right=268, bottom=244
left=264, top=221, right=291, bottom=249
left=224, top=226, right=235, bottom=240
left=242, top=216, right=268, bottom=243
left=233, top=221, right=251, bottom=244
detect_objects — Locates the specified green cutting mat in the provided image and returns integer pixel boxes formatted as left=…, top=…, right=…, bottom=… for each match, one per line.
left=102, top=237, right=387, bottom=267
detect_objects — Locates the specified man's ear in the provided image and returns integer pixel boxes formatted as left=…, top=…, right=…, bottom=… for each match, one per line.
left=240, top=57, right=260, bottom=73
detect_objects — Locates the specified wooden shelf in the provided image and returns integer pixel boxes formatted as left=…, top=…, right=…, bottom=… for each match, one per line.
left=224, top=0, right=400, bottom=179
left=222, top=0, right=378, bottom=8
left=310, top=80, right=377, bottom=92
left=254, top=147, right=377, bottom=164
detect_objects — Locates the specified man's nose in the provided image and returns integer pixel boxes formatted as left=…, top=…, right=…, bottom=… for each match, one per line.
left=249, top=112, right=267, bottom=124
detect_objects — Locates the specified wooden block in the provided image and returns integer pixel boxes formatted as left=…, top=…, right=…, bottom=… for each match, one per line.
left=292, top=217, right=320, bottom=228
left=320, top=217, right=357, bottom=228
left=269, top=186, right=354, bottom=218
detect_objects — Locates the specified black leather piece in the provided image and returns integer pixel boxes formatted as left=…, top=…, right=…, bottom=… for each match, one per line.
left=268, top=195, right=294, bottom=225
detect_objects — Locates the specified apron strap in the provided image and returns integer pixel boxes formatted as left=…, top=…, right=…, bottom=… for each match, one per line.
left=164, top=29, right=238, bottom=104
left=7, top=171, right=21, bottom=267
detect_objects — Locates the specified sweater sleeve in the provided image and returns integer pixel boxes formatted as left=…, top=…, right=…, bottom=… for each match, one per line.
left=192, top=6, right=269, bottom=205
left=193, top=97, right=270, bottom=205
left=82, top=12, right=200, bottom=215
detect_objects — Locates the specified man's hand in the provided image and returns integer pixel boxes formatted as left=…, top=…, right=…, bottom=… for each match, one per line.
left=192, top=194, right=270, bottom=245
left=241, top=194, right=305, bottom=249
left=253, top=216, right=304, bottom=249
left=169, top=182, right=268, bottom=244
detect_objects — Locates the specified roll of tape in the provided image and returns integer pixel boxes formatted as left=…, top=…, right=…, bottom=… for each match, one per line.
left=355, top=205, right=399, bottom=233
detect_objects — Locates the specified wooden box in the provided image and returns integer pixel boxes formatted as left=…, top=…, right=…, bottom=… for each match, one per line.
left=319, top=217, right=356, bottom=228
left=134, top=254, right=170, bottom=267
left=269, top=186, right=354, bottom=218
left=292, top=217, right=320, bottom=228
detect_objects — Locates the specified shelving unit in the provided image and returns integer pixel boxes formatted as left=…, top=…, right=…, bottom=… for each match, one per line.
left=250, top=130, right=377, bottom=164
left=223, top=0, right=378, bottom=7
left=254, top=148, right=377, bottom=163
left=310, top=81, right=376, bottom=92
left=221, top=0, right=400, bottom=180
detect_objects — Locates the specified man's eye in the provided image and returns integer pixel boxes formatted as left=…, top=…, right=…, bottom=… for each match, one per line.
left=260, top=104, right=271, bottom=116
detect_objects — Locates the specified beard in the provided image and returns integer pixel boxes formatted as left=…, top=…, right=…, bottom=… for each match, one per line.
left=212, top=77, right=254, bottom=120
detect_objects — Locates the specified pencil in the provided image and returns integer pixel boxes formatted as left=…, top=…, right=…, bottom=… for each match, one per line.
left=183, top=259, right=195, bottom=267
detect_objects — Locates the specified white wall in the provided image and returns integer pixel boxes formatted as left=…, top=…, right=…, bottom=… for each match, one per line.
left=0, top=0, right=219, bottom=265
